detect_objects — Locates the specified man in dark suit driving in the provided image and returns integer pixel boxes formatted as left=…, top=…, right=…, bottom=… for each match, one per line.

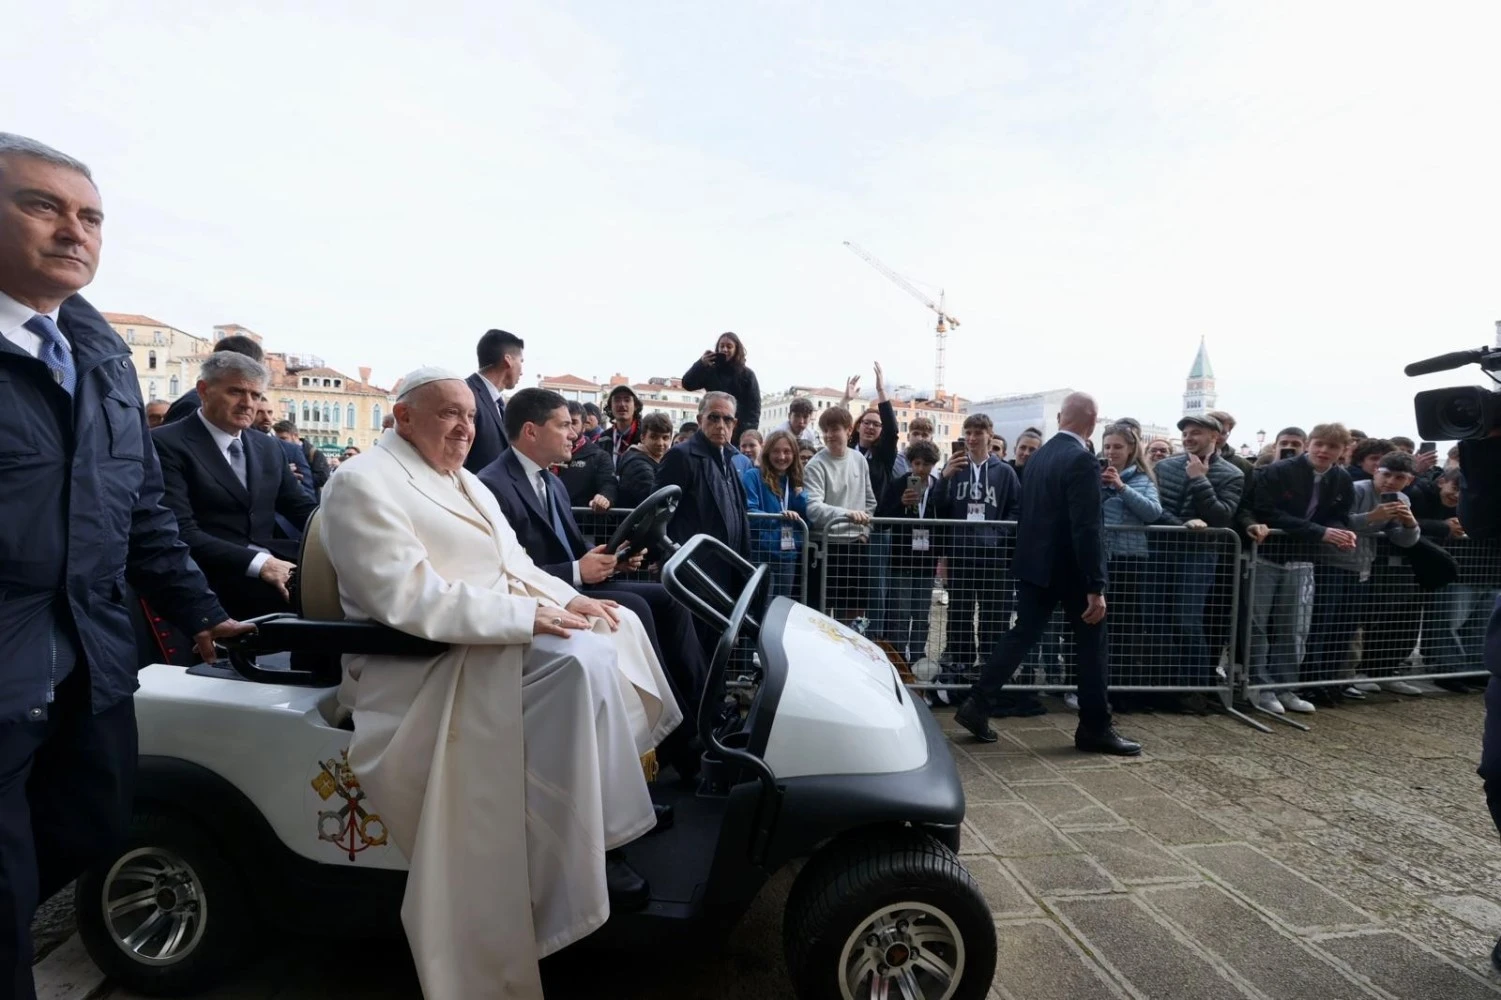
left=476, top=389, right=705, bottom=772
left=955, top=392, right=1142, bottom=756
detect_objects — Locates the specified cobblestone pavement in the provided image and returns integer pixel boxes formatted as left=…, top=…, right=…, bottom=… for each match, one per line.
left=34, top=685, right=1501, bottom=999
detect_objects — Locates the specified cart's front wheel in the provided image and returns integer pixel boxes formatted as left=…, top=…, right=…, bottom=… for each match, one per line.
left=783, top=828, right=996, bottom=1000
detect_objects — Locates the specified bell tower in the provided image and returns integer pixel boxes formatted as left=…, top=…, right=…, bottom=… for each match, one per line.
left=1183, top=337, right=1217, bottom=418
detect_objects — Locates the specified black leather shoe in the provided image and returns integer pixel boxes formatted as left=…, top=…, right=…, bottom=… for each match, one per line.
left=954, top=698, right=998, bottom=743
left=650, top=802, right=674, bottom=832
left=1491, top=934, right=1501, bottom=974
left=1074, top=727, right=1142, bottom=757
left=605, top=850, right=650, bottom=910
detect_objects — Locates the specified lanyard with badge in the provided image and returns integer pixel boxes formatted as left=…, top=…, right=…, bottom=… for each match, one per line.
left=967, top=459, right=986, bottom=521
left=780, top=479, right=797, bottom=551
left=912, top=480, right=932, bottom=552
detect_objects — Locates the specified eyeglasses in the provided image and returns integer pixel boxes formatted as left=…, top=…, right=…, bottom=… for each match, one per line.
left=702, top=412, right=735, bottom=425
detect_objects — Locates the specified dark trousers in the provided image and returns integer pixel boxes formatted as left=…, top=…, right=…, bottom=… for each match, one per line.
left=944, top=557, right=1011, bottom=668
left=972, top=581, right=1112, bottom=732
left=587, top=580, right=708, bottom=718
left=1, top=670, right=137, bottom=1000
left=1304, top=566, right=1358, bottom=681
left=1476, top=597, right=1501, bottom=839
left=1360, top=562, right=1421, bottom=676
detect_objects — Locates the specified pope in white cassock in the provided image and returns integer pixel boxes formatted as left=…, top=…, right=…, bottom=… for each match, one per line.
left=316, top=367, right=683, bottom=1000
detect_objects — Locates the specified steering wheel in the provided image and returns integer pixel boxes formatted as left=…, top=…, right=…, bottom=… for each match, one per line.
left=606, top=485, right=682, bottom=562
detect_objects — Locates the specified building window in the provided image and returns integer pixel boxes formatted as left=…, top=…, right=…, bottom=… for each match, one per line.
left=147, top=380, right=157, bottom=398
left=147, top=350, right=157, bottom=370
left=323, top=402, right=333, bottom=424
left=323, top=378, right=332, bottom=387
left=334, top=379, right=342, bottom=388
left=345, top=403, right=355, bottom=429
left=371, top=404, right=382, bottom=429
left=169, top=376, right=179, bottom=396
left=302, top=401, right=310, bottom=423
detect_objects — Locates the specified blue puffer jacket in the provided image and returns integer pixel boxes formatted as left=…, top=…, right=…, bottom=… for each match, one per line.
left=0, top=295, right=226, bottom=722
left=1102, top=465, right=1162, bottom=559
left=741, top=467, right=809, bottom=563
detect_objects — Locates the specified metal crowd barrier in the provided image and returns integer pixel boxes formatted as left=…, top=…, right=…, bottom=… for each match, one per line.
left=1242, top=526, right=1500, bottom=730
left=813, top=516, right=1247, bottom=719
left=577, top=504, right=1495, bottom=734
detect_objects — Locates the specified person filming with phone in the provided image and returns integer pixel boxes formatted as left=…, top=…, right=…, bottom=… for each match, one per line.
left=682, top=332, right=761, bottom=446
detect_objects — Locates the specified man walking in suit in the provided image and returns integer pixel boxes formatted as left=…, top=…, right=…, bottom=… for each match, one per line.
left=151, top=351, right=319, bottom=619
left=0, top=133, right=249, bottom=1000
left=463, top=327, right=524, bottom=474
left=476, top=389, right=705, bottom=773
left=955, top=393, right=1142, bottom=756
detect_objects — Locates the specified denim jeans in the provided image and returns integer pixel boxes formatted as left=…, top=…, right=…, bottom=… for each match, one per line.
left=1160, top=546, right=1219, bottom=684
left=1304, top=566, right=1359, bottom=682
left=866, top=531, right=894, bottom=639
left=1249, top=560, right=1312, bottom=686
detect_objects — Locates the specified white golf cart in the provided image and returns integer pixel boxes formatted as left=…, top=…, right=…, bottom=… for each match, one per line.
left=76, top=487, right=997, bottom=1000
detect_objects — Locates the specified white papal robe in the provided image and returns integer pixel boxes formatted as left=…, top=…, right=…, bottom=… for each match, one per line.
left=318, top=429, right=683, bottom=1000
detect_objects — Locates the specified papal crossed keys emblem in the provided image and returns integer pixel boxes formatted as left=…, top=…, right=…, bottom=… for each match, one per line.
left=311, top=749, right=388, bottom=861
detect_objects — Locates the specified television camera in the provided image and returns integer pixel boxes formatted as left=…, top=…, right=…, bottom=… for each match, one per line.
left=1406, top=320, right=1501, bottom=440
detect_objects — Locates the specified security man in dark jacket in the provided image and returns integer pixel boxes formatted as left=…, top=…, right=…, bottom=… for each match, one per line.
left=657, top=391, right=752, bottom=587
left=955, top=393, right=1141, bottom=757
left=0, top=134, right=248, bottom=1000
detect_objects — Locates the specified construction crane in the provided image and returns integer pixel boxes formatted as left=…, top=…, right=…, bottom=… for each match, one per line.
left=843, top=241, right=961, bottom=395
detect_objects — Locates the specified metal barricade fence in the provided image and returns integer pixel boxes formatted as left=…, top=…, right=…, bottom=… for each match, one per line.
left=813, top=516, right=1242, bottom=709
left=1242, top=526, right=1500, bottom=727
left=571, top=507, right=811, bottom=601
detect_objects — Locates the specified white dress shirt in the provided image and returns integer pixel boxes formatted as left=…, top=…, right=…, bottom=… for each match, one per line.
left=0, top=290, right=67, bottom=358
left=476, top=372, right=503, bottom=405
left=1058, top=429, right=1088, bottom=450
left=513, top=449, right=583, bottom=587
left=195, top=410, right=272, bottom=578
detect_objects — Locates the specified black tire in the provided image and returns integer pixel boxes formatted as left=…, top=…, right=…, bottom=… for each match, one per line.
left=76, top=809, right=256, bottom=997
left=783, top=827, right=997, bottom=1000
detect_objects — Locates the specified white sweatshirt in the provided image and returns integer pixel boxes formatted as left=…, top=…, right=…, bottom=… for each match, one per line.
left=804, top=448, right=877, bottom=539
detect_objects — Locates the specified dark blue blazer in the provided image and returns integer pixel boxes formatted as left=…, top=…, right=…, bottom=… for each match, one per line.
left=463, top=372, right=509, bottom=475
left=150, top=414, right=318, bottom=583
left=1011, top=432, right=1107, bottom=594
left=476, top=449, right=587, bottom=583
left=0, top=295, right=225, bottom=720
left=274, top=435, right=317, bottom=500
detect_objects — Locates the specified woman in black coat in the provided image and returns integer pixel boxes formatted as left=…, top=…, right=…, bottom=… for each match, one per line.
left=683, top=332, right=761, bottom=445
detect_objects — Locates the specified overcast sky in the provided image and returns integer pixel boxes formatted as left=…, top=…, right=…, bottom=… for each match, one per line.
left=7, top=1, right=1500, bottom=445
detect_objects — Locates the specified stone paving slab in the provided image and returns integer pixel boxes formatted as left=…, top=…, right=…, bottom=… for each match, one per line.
left=1142, top=884, right=1381, bottom=999
left=1318, top=931, right=1501, bottom=1000
left=990, top=919, right=1126, bottom=1000
left=1179, top=842, right=1378, bottom=932
left=1068, top=828, right=1201, bottom=884
left=1053, top=894, right=1258, bottom=999
left=36, top=690, right=1501, bottom=1000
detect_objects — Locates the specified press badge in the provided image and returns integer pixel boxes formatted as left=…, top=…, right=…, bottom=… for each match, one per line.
left=967, top=503, right=985, bottom=522
left=911, top=528, right=931, bottom=552
left=780, top=526, right=796, bottom=551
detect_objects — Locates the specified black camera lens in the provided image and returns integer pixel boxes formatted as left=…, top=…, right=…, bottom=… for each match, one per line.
left=1443, top=395, right=1481, bottom=428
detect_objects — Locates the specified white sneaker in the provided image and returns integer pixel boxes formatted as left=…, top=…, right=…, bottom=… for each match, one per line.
left=1254, top=692, right=1285, bottom=714
left=1341, top=686, right=1367, bottom=700
left=1278, top=692, right=1317, bottom=713
left=1063, top=692, right=1080, bottom=711
left=1383, top=679, right=1424, bottom=696
left=1352, top=675, right=1381, bottom=694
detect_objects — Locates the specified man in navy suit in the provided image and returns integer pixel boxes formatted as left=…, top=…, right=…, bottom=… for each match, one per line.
left=955, top=393, right=1142, bottom=756
left=152, top=352, right=319, bottom=620
left=463, top=328, right=524, bottom=474
left=252, top=395, right=316, bottom=502
left=476, top=389, right=706, bottom=760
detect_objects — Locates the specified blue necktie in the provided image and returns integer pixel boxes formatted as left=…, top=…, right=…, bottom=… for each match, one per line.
left=540, top=472, right=571, bottom=552
left=25, top=314, right=76, bottom=395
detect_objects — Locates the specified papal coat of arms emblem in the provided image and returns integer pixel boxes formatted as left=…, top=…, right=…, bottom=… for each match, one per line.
left=310, top=748, right=388, bottom=861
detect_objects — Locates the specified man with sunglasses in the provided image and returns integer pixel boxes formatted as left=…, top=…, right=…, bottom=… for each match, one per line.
left=658, top=390, right=752, bottom=577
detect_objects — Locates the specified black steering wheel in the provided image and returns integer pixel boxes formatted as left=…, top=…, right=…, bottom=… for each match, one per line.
left=606, top=485, right=682, bottom=562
